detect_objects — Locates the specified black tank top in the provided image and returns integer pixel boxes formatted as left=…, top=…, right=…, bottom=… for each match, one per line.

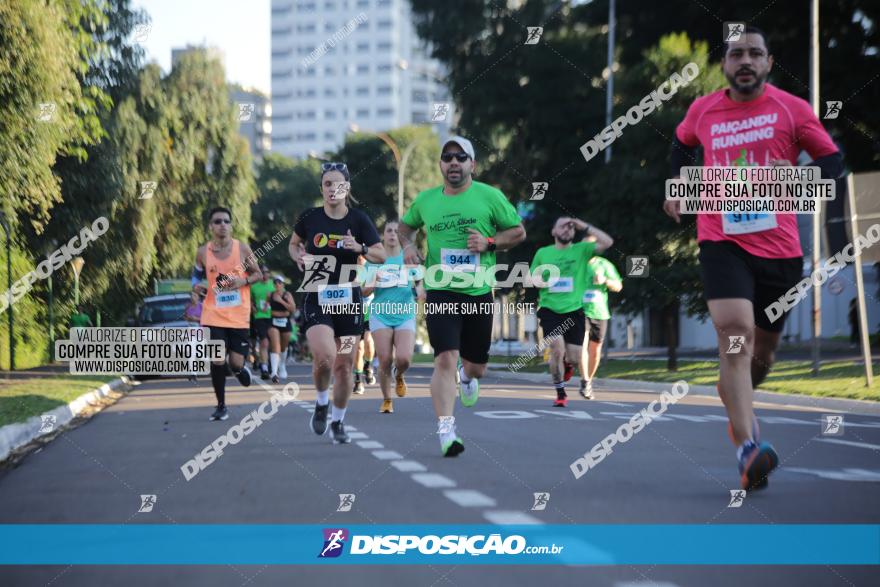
left=270, top=292, right=290, bottom=313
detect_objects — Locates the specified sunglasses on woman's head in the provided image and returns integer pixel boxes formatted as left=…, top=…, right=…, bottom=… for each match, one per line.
left=440, top=152, right=470, bottom=163
left=321, top=162, right=348, bottom=172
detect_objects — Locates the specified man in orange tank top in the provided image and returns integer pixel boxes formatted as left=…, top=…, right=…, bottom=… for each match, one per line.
left=193, top=206, right=263, bottom=421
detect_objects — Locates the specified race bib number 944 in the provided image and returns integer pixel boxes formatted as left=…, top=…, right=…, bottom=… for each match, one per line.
left=440, top=248, right=480, bottom=272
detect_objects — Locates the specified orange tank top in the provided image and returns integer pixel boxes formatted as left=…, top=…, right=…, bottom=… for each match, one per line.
left=200, top=239, right=251, bottom=329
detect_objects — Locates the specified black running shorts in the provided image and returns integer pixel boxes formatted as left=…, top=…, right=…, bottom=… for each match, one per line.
left=425, top=290, right=494, bottom=364
left=586, top=318, right=608, bottom=343
left=537, top=307, right=586, bottom=346
left=302, top=288, right=364, bottom=338
left=253, top=318, right=271, bottom=340
left=698, top=240, right=803, bottom=333
left=207, top=326, right=250, bottom=357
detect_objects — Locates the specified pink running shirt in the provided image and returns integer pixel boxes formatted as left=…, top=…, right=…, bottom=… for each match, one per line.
left=676, top=83, right=838, bottom=259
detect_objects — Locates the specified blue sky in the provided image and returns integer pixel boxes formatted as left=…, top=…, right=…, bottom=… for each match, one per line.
left=133, top=0, right=271, bottom=94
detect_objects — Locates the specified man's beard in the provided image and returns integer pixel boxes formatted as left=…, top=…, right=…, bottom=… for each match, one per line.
left=556, top=235, right=573, bottom=244
left=726, top=68, right=766, bottom=94
left=445, top=169, right=467, bottom=187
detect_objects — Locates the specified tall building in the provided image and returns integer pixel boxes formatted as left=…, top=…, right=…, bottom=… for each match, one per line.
left=229, top=87, right=272, bottom=163
left=171, top=48, right=271, bottom=163
left=171, top=45, right=226, bottom=70
left=270, top=0, right=451, bottom=158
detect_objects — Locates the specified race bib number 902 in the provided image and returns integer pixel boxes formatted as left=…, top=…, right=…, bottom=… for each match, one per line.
left=318, top=285, right=353, bottom=306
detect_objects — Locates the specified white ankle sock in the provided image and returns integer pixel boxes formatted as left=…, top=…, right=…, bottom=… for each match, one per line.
left=316, top=389, right=330, bottom=405
left=437, top=417, right=457, bottom=445
left=459, top=366, right=470, bottom=383
left=439, top=429, right=457, bottom=445
left=269, top=353, right=279, bottom=375
left=331, top=405, right=347, bottom=422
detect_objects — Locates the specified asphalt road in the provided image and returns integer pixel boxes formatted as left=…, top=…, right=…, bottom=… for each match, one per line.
left=1, top=363, right=878, bottom=586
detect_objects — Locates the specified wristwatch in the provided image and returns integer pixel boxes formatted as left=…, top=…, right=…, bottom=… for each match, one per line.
left=361, top=243, right=368, bottom=255
left=486, top=237, right=497, bottom=252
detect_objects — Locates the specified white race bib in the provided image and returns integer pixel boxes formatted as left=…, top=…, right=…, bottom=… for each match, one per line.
left=318, top=284, right=353, bottom=306
left=722, top=213, right=777, bottom=235
left=440, top=248, right=480, bottom=272
left=549, top=276, right=574, bottom=293
left=258, top=299, right=269, bottom=312
left=582, top=290, right=600, bottom=304
left=215, top=290, right=242, bottom=308
left=376, top=267, right=401, bottom=288
left=272, top=317, right=288, bottom=327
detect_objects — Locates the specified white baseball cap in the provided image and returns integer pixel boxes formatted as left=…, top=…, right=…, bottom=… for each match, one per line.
left=442, top=136, right=476, bottom=160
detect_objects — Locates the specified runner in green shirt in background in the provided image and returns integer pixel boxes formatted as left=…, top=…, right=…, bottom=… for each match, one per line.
left=531, top=217, right=613, bottom=407
left=250, top=264, right=274, bottom=379
left=70, top=305, right=93, bottom=328
left=580, top=255, right=623, bottom=399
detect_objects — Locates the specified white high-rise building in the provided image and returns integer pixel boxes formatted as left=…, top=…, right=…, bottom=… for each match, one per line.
left=270, top=0, right=451, bottom=159
left=229, top=87, right=272, bottom=163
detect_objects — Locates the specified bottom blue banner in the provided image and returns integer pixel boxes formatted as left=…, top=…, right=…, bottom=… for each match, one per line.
left=0, top=525, right=878, bottom=565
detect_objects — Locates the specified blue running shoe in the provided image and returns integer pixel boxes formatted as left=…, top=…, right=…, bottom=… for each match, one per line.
left=738, top=441, right=778, bottom=491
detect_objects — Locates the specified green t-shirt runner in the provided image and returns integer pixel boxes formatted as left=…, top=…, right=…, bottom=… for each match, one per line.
left=250, top=280, right=274, bottom=319
left=402, top=181, right=521, bottom=296
left=530, top=241, right=596, bottom=314
left=70, top=312, right=92, bottom=328
left=581, top=256, right=621, bottom=320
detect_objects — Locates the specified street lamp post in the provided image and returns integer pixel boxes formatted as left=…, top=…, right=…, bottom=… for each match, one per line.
left=0, top=214, right=13, bottom=370
left=347, top=124, right=423, bottom=218
left=71, top=256, right=85, bottom=307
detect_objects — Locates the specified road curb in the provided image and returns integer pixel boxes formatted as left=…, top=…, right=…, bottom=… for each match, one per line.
left=486, top=368, right=880, bottom=416
left=0, top=376, right=131, bottom=462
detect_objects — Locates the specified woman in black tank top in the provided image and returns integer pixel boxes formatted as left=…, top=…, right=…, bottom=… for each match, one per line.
left=268, top=276, right=295, bottom=383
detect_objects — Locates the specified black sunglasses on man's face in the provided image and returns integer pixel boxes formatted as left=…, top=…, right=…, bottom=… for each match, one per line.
left=212, top=218, right=231, bottom=225
left=440, top=152, right=470, bottom=163
left=321, top=162, right=348, bottom=172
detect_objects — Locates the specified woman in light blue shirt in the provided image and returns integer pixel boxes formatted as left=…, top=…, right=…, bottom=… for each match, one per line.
left=362, top=220, right=424, bottom=414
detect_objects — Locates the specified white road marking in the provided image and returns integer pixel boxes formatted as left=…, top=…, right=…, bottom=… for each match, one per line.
left=483, top=511, right=543, bottom=525
left=601, top=402, right=633, bottom=408
left=443, top=489, right=497, bottom=507
left=785, top=467, right=880, bottom=482
left=390, top=460, right=427, bottom=473
left=347, top=432, right=369, bottom=440
left=758, top=416, right=813, bottom=426
left=356, top=440, right=384, bottom=449
left=664, top=414, right=713, bottom=423
left=616, top=582, right=681, bottom=587
left=372, top=450, right=403, bottom=460
left=411, top=473, right=456, bottom=488
left=534, top=409, right=594, bottom=420
left=474, top=411, right=539, bottom=419
left=817, top=438, right=880, bottom=451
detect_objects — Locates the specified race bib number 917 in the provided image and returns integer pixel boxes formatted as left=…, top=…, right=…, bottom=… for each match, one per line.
left=722, top=213, right=777, bottom=235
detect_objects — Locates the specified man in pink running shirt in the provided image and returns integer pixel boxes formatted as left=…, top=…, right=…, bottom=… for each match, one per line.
left=663, top=26, right=843, bottom=491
